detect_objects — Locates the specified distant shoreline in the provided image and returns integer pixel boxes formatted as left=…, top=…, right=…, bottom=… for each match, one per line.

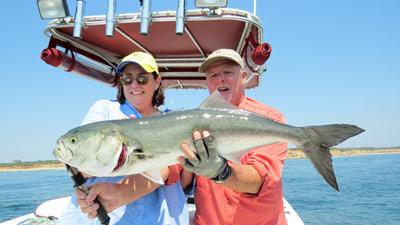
left=287, top=148, right=400, bottom=159
left=1, top=148, right=399, bottom=172
left=0, top=164, right=65, bottom=172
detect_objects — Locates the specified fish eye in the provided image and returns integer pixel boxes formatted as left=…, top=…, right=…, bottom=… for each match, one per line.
left=70, top=137, right=77, bottom=144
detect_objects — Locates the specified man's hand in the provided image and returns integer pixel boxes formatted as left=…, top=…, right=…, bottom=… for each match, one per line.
left=178, top=130, right=231, bottom=181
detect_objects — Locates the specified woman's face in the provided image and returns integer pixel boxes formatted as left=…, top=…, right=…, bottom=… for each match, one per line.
left=120, top=64, right=161, bottom=111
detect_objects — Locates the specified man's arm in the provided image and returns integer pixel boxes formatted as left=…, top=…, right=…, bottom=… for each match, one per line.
left=218, top=162, right=262, bottom=194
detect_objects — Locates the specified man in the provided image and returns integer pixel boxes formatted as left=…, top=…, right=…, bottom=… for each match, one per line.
left=179, top=49, right=288, bottom=225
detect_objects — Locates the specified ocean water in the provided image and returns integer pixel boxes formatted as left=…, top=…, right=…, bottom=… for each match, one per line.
left=0, top=169, right=73, bottom=222
left=283, top=154, right=400, bottom=225
left=1, top=154, right=399, bottom=224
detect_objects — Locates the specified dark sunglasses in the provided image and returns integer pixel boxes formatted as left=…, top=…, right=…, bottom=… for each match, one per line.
left=120, top=75, right=150, bottom=85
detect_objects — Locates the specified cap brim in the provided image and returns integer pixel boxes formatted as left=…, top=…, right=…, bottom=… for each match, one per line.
left=198, top=56, right=243, bottom=73
left=116, top=60, right=158, bottom=75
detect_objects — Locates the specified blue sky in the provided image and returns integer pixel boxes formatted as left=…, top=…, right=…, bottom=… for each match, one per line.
left=0, top=0, right=399, bottom=163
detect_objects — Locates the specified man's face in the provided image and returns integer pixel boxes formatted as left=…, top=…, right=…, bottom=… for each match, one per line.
left=205, top=60, right=247, bottom=106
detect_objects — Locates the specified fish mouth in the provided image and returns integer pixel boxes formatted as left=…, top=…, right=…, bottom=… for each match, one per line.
left=113, top=143, right=127, bottom=172
left=53, top=140, right=73, bottom=162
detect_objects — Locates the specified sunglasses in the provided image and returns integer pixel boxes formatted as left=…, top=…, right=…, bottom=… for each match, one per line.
left=120, top=75, right=150, bottom=85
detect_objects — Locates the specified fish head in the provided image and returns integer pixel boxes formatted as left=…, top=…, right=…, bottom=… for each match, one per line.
left=53, top=123, right=128, bottom=176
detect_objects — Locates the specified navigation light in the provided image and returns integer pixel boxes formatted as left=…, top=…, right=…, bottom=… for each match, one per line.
left=37, top=0, right=70, bottom=19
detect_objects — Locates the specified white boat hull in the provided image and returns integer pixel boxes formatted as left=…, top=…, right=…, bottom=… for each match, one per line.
left=1, top=196, right=303, bottom=225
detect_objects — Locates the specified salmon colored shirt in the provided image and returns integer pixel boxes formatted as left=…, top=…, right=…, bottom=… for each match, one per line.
left=194, top=96, right=288, bottom=225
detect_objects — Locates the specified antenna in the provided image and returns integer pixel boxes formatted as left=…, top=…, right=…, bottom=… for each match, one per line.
left=253, top=0, right=257, bottom=16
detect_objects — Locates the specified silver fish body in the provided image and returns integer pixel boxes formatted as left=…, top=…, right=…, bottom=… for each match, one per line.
left=54, top=92, right=364, bottom=191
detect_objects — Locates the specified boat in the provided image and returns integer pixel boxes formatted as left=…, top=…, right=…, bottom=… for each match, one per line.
left=2, top=0, right=304, bottom=224
left=1, top=196, right=303, bottom=225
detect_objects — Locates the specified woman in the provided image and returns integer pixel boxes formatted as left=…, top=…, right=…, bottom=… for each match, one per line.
left=61, top=52, right=188, bottom=225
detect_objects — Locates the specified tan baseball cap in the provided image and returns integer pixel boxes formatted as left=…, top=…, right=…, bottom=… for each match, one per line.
left=198, top=49, right=244, bottom=73
left=116, top=52, right=160, bottom=76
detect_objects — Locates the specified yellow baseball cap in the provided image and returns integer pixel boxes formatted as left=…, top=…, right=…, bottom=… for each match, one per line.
left=199, top=49, right=244, bottom=73
left=116, top=52, right=160, bottom=76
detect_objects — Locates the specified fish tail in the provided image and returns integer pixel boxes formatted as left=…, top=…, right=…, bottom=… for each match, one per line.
left=302, top=124, right=365, bottom=191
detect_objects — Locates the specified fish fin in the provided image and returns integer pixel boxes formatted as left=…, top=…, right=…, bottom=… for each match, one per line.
left=142, top=169, right=164, bottom=185
left=304, top=146, right=338, bottom=191
left=303, top=124, right=365, bottom=191
left=198, top=91, right=238, bottom=110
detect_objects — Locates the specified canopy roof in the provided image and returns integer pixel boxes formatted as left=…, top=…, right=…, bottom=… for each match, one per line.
left=43, top=8, right=265, bottom=89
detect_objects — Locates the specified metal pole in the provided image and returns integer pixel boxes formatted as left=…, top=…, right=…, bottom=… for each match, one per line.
left=253, top=0, right=257, bottom=16
left=140, top=0, right=152, bottom=35
left=106, top=0, right=117, bottom=37
left=176, top=0, right=186, bottom=35
left=73, top=0, right=85, bottom=38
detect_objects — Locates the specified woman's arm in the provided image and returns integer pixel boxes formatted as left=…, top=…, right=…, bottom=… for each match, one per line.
left=76, top=167, right=169, bottom=218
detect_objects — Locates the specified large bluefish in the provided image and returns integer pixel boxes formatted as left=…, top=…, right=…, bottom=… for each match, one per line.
left=54, top=92, right=364, bottom=191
